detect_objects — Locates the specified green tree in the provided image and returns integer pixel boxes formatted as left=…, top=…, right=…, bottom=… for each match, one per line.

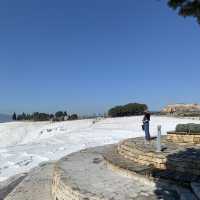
left=108, top=103, right=148, bottom=118
left=69, top=114, right=78, bottom=120
left=55, top=111, right=64, bottom=118
left=17, top=113, right=24, bottom=121
left=32, top=112, right=39, bottom=121
left=38, top=113, right=50, bottom=121
left=168, top=0, right=200, bottom=24
left=22, top=112, right=26, bottom=120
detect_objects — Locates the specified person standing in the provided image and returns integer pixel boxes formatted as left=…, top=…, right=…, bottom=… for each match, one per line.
left=142, top=111, right=151, bottom=141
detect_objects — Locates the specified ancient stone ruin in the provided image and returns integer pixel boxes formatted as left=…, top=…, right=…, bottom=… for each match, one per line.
left=162, top=103, right=200, bottom=116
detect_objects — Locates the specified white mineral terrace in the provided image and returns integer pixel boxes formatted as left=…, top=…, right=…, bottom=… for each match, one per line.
left=0, top=116, right=200, bottom=182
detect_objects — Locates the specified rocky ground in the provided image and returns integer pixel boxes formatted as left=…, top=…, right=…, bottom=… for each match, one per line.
left=0, top=173, right=27, bottom=200
left=1, top=162, right=54, bottom=200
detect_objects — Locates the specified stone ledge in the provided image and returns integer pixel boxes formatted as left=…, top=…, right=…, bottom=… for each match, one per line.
left=167, top=131, right=200, bottom=135
left=118, top=137, right=200, bottom=178
left=167, top=132, right=200, bottom=144
left=104, top=144, right=200, bottom=187
left=51, top=146, right=180, bottom=200
left=103, top=145, right=155, bottom=185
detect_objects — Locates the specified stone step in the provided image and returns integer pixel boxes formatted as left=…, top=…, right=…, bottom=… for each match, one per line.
left=104, top=145, right=154, bottom=178
left=118, top=145, right=200, bottom=175
left=167, top=132, right=200, bottom=144
left=52, top=145, right=180, bottom=200
left=105, top=144, right=199, bottom=187
left=118, top=145, right=167, bottom=169
left=118, top=137, right=200, bottom=179
left=4, top=162, right=55, bottom=200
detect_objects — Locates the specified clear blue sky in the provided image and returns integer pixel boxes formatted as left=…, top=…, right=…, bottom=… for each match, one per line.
left=0, top=0, right=199, bottom=115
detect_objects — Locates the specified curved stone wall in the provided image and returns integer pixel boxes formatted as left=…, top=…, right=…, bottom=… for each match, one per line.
left=52, top=165, right=102, bottom=200
left=118, top=137, right=200, bottom=177
left=118, top=139, right=167, bottom=169
left=51, top=145, right=181, bottom=200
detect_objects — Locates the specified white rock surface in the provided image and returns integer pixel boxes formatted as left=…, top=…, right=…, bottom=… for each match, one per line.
left=0, top=116, right=200, bottom=181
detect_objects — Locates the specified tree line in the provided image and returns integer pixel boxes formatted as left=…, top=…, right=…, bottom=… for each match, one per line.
left=12, top=111, right=78, bottom=122
left=108, top=103, right=148, bottom=118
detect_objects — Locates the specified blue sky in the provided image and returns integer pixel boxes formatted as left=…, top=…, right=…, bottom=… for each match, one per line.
left=0, top=0, right=199, bottom=115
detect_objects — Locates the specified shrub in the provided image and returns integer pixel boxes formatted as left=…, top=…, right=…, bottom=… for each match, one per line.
left=16, top=110, right=68, bottom=122
left=176, top=123, right=200, bottom=133
left=108, top=103, right=148, bottom=117
left=69, top=114, right=78, bottom=120
left=32, top=112, right=50, bottom=121
left=55, top=111, right=64, bottom=118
